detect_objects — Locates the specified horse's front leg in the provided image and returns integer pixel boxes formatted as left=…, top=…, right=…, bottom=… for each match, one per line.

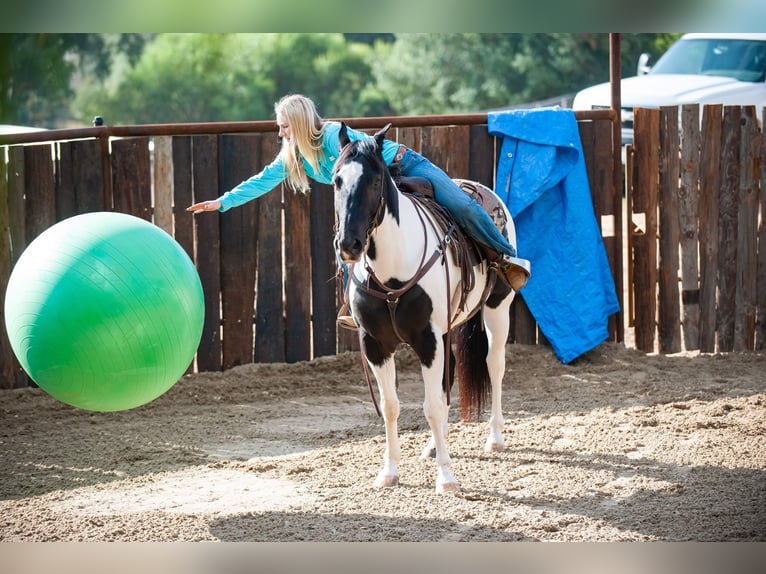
left=421, top=335, right=459, bottom=493
left=369, top=355, right=400, bottom=488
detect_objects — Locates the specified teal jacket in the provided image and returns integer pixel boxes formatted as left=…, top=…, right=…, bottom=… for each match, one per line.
left=218, top=122, right=400, bottom=211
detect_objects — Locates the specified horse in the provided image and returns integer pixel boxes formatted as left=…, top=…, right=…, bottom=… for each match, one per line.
left=332, top=122, right=517, bottom=493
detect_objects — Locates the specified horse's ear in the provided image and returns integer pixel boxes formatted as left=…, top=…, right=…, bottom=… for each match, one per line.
left=339, top=121, right=350, bottom=148
left=374, top=123, right=392, bottom=148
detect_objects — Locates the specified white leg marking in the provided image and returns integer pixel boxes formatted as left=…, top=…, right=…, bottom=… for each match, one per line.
left=421, top=334, right=460, bottom=493
left=370, top=357, right=401, bottom=488
left=483, top=298, right=513, bottom=453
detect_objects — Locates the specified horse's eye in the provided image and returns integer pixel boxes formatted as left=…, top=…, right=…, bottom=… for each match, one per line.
left=332, top=174, right=342, bottom=189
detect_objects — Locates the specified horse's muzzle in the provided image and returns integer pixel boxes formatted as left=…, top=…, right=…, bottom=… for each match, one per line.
left=337, top=235, right=365, bottom=263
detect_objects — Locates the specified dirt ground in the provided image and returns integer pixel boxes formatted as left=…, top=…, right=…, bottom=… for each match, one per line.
left=1, top=342, right=764, bottom=542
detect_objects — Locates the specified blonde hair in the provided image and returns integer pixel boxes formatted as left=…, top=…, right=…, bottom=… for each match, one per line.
left=275, top=94, right=325, bottom=193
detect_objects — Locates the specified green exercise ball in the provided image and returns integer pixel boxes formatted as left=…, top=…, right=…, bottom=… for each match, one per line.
left=4, top=212, right=204, bottom=412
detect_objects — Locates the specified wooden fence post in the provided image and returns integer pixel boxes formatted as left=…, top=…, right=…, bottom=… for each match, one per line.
left=254, top=135, right=285, bottom=364
left=153, top=135, right=174, bottom=235
left=631, top=107, right=660, bottom=353
left=192, top=134, right=222, bottom=372
left=679, top=104, right=701, bottom=350
left=717, top=106, right=742, bottom=352
left=219, top=134, right=260, bottom=369
left=757, top=108, right=766, bottom=350
left=699, top=104, right=723, bottom=353
left=658, top=106, right=682, bottom=353
left=734, top=106, right=760, bottom=351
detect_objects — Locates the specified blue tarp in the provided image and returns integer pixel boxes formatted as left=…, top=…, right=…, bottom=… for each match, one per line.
left=488, top=107, right=620, bottom=364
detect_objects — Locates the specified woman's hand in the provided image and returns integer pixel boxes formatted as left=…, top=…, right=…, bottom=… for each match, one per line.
left=186, top=200, right=221, bottom=214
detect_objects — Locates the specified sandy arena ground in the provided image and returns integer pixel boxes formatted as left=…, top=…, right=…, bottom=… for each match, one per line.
left=0, top=342, right=764, bottom=542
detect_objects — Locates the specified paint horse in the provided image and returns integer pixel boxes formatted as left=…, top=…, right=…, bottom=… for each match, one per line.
left=332, top=122, right=518, bottom=493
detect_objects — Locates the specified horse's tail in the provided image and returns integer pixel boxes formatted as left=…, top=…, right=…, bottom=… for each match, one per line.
left=454, top=312, right=491, bottom=422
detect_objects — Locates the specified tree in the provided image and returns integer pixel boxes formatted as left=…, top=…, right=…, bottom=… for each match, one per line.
left=0, top=34, right=149, bottom=127
left=72, top=33, right=393, bottom=125
left=372, top=33, right=681, bottom=115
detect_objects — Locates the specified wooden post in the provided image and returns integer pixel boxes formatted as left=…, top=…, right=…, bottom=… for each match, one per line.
left=153, top=135, right=174, bottom=235
left=734, top=106, right=760, bottom=351
left=192, top=134, right=222, bottom=372
left=698, top=105, right=723, bottom=353
left=219, top=134, right=260, bottom=369
left=679, top=104, right=701, bottom=350
left=658, top=106, right=682, bottom=353
left=716, top=106, right=742, bottom=352
left=757, top=108, right=766, bottom=350
left=631, top=107, right=660, bottom=353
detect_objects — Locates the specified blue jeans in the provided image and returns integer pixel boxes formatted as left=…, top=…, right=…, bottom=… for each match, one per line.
left=397, top=148, right=517, bottom=257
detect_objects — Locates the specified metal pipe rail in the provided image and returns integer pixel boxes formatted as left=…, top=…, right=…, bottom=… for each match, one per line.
left=1, top=110, right=617, bottom=145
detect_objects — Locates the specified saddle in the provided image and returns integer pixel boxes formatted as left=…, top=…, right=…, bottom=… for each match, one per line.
left=390, top=166, right=510, bottom=293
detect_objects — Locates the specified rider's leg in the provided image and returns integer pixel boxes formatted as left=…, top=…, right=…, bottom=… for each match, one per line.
left=396, top=149, right=531, bottom=291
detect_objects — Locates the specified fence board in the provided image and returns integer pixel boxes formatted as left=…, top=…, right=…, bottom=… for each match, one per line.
left=468, top=125, right=495, bottom=189
left=580, top=118, right=620, bottom=341
left=310, top=181, right=339, bottom=357
left=0, top=154, right=18, bottom=389
left=254, top=135, right=285, bottom=363
left=57, top=139, right=104, bottom=219
left=396, top=126, right=421, bottom=154
left=716, top=106, right=742, bottom=352
left=284, top=186, right=312, bottom=363
left=56, top=143, right=76, bottom=220
left=24, top=144, right=56, bottom=244
left=420, top=126, right=450, bottom=176
left=679, top=104, right=701, bottom=350
left=757, top=108, right=766, bottom=350
left=734, top=106, right=759, bottom=351
left=698, top=104, right=723, bottom=352
left=631, top=107, right=660, bottom=352
left=191, top=135, right=222, bottom=371
left=153, top=136, right=174, bottom=235
left=219, top=134, right=260, bottom=369
left=111, top=137, right=151, bottom=221
left=512, top=295, right=537, bottom=345
left=445, top=125, right=471, bottom=179
left=658, top=106, right=682, bottom=353
left=172, top=136, right=194, bottom=259
left=7, top=148, right=25, bottom=263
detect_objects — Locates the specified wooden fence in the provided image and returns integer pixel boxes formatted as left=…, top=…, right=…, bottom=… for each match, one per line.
left=1, top=111, right=621, bottom=388
left=628, top=104, right=766, bottom=354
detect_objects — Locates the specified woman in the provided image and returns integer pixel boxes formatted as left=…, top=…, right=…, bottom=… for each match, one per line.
left=188, top=94, right=531, bottom=327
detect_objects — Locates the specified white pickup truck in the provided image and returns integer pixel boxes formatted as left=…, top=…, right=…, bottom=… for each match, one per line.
left=572, top=33, right=766, bottom=145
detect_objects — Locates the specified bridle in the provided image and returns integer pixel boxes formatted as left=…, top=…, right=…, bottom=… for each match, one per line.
left=339, top=163, right=461, bottom=413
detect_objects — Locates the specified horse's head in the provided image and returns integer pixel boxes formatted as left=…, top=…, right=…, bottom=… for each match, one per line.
left=332, top=122, right=397, bottom=263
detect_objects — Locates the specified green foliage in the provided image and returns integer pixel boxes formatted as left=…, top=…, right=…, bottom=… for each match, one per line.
left=3, top=33, right=683, bottom=128
left=374, top=33, right=681, bottom=115
left=72, top=33, right=393, bottom=125
left=0, top=34, right=149, bottom=127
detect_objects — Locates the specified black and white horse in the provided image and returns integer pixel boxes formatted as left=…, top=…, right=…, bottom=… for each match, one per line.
left=333, top=122, right=517, bottom=493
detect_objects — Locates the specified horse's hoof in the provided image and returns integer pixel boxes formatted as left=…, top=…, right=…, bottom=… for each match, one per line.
left=374, top=474, right=399, bottom=488
left=420, top=446, right=436, bottom=460
left=436, top=481, right=461, bottom=494
left=485, top=442, right=505, bottom=453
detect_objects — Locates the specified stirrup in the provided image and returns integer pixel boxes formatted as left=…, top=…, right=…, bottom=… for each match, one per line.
left=336, top=299, right=358, bottom=331
left=497, top=255, right=531, bottom=291
left=337, top=314, right=358, bottom=331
